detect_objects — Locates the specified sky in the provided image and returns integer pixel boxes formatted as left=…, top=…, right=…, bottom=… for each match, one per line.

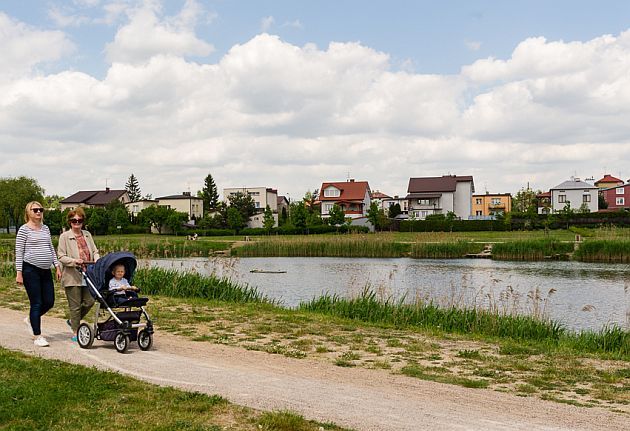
left=2, top=0, right=630, bottom=201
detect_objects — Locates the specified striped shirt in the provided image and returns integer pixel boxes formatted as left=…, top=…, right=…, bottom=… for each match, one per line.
left=15, top=224, right=59, bottom=271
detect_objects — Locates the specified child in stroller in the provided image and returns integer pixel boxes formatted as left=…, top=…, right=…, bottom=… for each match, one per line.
left=76, top=251, right=154, bottom=353
left=109, top=263, right=140, bottom=305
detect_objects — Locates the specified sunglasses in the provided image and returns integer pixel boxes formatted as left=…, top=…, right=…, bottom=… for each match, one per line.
left=31, top=208, right=44, bottom=213
left=70, top=218, right=84, bottom=224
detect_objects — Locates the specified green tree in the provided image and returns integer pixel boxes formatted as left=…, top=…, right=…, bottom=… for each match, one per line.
left=388, top=203, right=402, bottom=219
left=290, top=201, right=308, bottom=229
left=279, top=206, right=288, bottom=226
left=367, top=202, right=381, bottom=230
left=138, top=205, right=171, bottom=234
left=106, top=200, right=130, bottom=234
left=228, top=191, right=256, bottom=224
left=43, top=194, right=64, bottom=210
left=598, top=193, right=608, bottom=210
left=263, top=205, right=275, bottom=232
left=512, top=187, right=540, bottom=213
left=199, top=173, right=219, bottom=212
left=125, top=174, right=142, bottom=202
left=0, top=176, right=45, bottom=232
left=226, top=207, right=243, bottom=232
left=165, top=211, right=189, bottom=235
left=327, top=204, right=345, bottom=226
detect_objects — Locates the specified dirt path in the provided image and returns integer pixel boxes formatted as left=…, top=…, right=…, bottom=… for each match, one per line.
left=1, top=308, right=626, bottom=431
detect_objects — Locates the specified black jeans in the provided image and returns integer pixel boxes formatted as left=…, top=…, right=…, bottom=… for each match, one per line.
left=22, top=262, right=55, bottom=336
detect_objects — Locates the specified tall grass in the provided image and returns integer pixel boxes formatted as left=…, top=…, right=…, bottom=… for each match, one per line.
left=233, top=235, right=410, bottom=258
left=491, top=239, right=574, bottom=261
left=300, top=288, right=564, bottom=341
left=410, top=241, right=483, bottom=258
left=134, top=267, right=269, bottom=303
left=97, top=237, right=230, bottom=258
left=573, top=239, right=630, bottom=263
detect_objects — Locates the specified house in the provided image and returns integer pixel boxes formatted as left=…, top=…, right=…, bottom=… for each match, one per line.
left=60, top=188, right=130, bottom=211
left=223, top=187, right=278, bottom=228
left=536, top=192, right=552, bottom=214
left=471, top=193, right=511, bottom=219
left=381, top=195, right=409, bottom=217
left=155, top=192, right=203, bottom=221
left=406, top=175, right=474, bottom=220
left=125, top=199, right=158, bottom=218
left=601, top=183, right=630, bottom=211
left=277, top=195, right=290, bottom=218
left=550, top=178, right=598, bottom=213
left=319, top=179, right=371, bottom=219
left=594, top=174, right=623, bottom=189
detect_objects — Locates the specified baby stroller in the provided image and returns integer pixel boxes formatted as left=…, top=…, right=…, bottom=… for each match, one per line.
left=77, top=251, right=154, bottom=353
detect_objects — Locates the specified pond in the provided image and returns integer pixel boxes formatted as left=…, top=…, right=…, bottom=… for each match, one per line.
left=145, top=257, right=630, bottom=333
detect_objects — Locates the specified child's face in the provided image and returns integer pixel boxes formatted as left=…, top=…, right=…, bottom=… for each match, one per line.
left=113, top=266, right=125, bottom=280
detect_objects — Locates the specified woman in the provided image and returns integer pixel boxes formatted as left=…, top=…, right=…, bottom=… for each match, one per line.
left=15, top=201, right=62, bottom=347
left=57, top=207, right=100, bottom=340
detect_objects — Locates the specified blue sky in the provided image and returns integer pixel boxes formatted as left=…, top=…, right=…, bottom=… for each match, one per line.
left=2, top=0, right=630, bottom=199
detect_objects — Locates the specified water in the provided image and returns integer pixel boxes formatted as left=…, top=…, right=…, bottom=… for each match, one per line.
left=146, top=257, right=630, bottom=332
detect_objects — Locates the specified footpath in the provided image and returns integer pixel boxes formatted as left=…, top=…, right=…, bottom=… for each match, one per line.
left=0, top=308, right=627, bottom=431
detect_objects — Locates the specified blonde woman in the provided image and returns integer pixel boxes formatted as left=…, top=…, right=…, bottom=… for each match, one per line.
left=15, top=201, right=62, bottom=347
left=58, top=207, right=100, bottom=341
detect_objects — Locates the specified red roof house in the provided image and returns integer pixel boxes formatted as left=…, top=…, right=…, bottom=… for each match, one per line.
left=319, top=179, right=371, bottom=219
left=595, top=174, right=623, bottom=189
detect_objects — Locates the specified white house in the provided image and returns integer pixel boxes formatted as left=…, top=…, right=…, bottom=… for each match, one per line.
left=319, top=179, right=371, bottom=219
left=155, top=192, right=204, bottom=221
left=406, top=175, right=474, bottom=220
left=223, top=187, right=279, bottom=228
left=550, top=178, right=598, bottom=213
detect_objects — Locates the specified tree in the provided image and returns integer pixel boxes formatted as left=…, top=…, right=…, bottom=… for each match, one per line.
left=106, top=200, right=130, bottom=234
left=263, top=205, right=275, bottom=232
left=43, top=195, right=64, bottom=210
left=327, top=204, right=345, bottom=226
left=388, top=203, right=402, bottom=219
left=598, top=193, right=608, bottom=210
left=0, top=176, right=45, bottom=232
left=125, top=174, right=142, bottom=202
left=228, top=191, right=256, bottom=224
left=199, top=173, right=219, bottom=212
left=290, top=201, right=308, bottom=229
left=165, top=211, right=189, bottom=235
left=279, top=206, right=288, bottom=226
left=367, top=202, right=381, bottom=229
left=512, top=187, right=540, bottom=213
left=138, top=205, right=171, bottom=234
left=226, top=207, right=243, bottom=232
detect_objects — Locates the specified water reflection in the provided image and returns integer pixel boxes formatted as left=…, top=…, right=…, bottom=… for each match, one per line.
left=145, top=257, right=630, bottom=333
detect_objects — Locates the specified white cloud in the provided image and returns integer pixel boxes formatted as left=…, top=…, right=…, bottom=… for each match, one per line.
left=465, top=40, right=482, bottom=51
left=0, top=13, right=75, bottom=79
left=261, top=16, right=274, bottom=32
left=2, top=5, right=630, bottom=199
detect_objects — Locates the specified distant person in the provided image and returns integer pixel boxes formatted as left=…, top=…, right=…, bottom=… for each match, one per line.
left=108, top=263, right=139, bottom=305
left=15, top=201, right=62, bottom=347
left=58, top=208, right=100, bottom=341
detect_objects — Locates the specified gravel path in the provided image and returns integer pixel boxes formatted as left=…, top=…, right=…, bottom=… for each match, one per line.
left=1, top=308, right=626, bottom=431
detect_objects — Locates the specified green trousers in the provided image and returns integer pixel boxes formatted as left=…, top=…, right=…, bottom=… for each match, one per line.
left=64, top=285, right=95, bottom=333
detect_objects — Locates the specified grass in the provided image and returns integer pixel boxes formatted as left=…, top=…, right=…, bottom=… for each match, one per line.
left=491, top=239, right=574, bottom=261
left=0, top=347, right=347, bottom=431
left=572, top=240, right=630, bottom=263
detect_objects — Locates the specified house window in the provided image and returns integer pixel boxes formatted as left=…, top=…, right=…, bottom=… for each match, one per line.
left=476, top=210, right=483, bottom=216
left=491, top=198, right=501, bottom=205
left=583, top=194, right=591, bottom=203
left=323, top=203, right=334, bottom=213
left=617, top=188, right=625, bottom=195
left=420, top=211, right=428, bottom=218
left=616, top=197, right=625, bottom=206
left=558, top=195, right=566, bottom=203
left=323, top=188, right=340, bottom=197
left=475, top=198, right=482, bottom=205
left=418, top=199, right=430, bottom=205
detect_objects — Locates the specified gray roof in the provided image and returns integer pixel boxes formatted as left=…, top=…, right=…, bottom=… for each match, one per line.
left=550, top=180, right=597, bottom=190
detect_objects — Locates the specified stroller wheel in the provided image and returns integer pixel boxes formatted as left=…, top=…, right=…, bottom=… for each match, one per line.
left=77, top=323, right=94, bottom=349
left=114, top=332, right=130, bottom=353
left=138, top=330, right=153, bottom=351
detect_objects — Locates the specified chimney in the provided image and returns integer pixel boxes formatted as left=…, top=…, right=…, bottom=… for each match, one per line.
left=183, top=191, right=191, bottom=196
left=105, top=187, right=110, bottom=193
left=348, top=179, right=355, bottom=182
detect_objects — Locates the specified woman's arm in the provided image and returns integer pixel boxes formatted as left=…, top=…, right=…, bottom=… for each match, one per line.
left=15, top=226, right=26, bottom=284
left=57, top=232, right=76, bottom=266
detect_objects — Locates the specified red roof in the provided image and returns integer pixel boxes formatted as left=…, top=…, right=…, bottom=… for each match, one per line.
left=595, top=174, right=623, bottom=186
left=370, top=191, right=392, bottom=199
left=407, top=175, right=474, bottom=193
left=320, top=180, right=370, bottom=201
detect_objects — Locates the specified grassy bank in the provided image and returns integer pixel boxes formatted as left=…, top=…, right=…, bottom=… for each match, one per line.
left=0, top=348, right=345, bottom=431
left=491, top=239, right=574, bottom=261
left=572, top=240, right=630, bottom=263
left=0, top=268, right=628, bottom=412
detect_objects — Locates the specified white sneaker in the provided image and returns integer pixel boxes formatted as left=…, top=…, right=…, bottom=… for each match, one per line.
left=34, top=336, right=49, bottom=347
left=24, top=316, right=34, bottom=336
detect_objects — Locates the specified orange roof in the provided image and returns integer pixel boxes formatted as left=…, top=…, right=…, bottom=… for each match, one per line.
left=595, top=174, right=623, bottom=185
left=320, top=180, right=370, bottom=201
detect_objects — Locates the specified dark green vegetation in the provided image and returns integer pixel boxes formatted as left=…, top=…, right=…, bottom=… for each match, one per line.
left=0, top=348, right=346, bottom=431
left=491, top=239, right=574, bottom=260
left=572, top=239, right=630, bottom=263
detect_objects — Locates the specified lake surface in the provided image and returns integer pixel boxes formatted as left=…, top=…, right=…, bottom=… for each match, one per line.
left=145, top=257, right=630, bottom=332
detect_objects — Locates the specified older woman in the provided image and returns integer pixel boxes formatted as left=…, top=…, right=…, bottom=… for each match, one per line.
left=57, top=207, right=100, bottom=340
left=15, top=201, right=62, bottom=347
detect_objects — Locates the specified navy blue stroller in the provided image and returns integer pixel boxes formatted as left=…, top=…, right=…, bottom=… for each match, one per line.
left=77, top=251, right=154, bottom=353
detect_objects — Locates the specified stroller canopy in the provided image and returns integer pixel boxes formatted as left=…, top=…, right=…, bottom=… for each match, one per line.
left=87, top=251, right=137, bottom=293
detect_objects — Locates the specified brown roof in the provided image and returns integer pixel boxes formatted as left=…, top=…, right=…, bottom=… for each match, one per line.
left=407, top=175, right=474, bottom=193
left=320, top=180, right=371, bottom=201
left=595, top=174, right=623, bottom=186
left=61, top=189, right=128, bottom=205
left=370, top=191, right=392, bottom=199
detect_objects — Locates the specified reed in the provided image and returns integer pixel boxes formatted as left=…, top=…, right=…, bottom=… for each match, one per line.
left=566, top=326, right=630, bottom=356
left=134, top=267, right=269, bottom=303
left=233, top=235, right=409, bottom=258
left=299, top=287, right=565, bottom=342
left=491, top=239, right=573, bottom=261
left=97, top=237, right=229, bottom=259
left=572, top=239, right=630, bottom=263
left=410, top=241, right=483, bottom=258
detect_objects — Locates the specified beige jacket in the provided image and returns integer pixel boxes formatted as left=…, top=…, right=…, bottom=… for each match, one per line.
left=57, top=229, right=100, bottom=287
